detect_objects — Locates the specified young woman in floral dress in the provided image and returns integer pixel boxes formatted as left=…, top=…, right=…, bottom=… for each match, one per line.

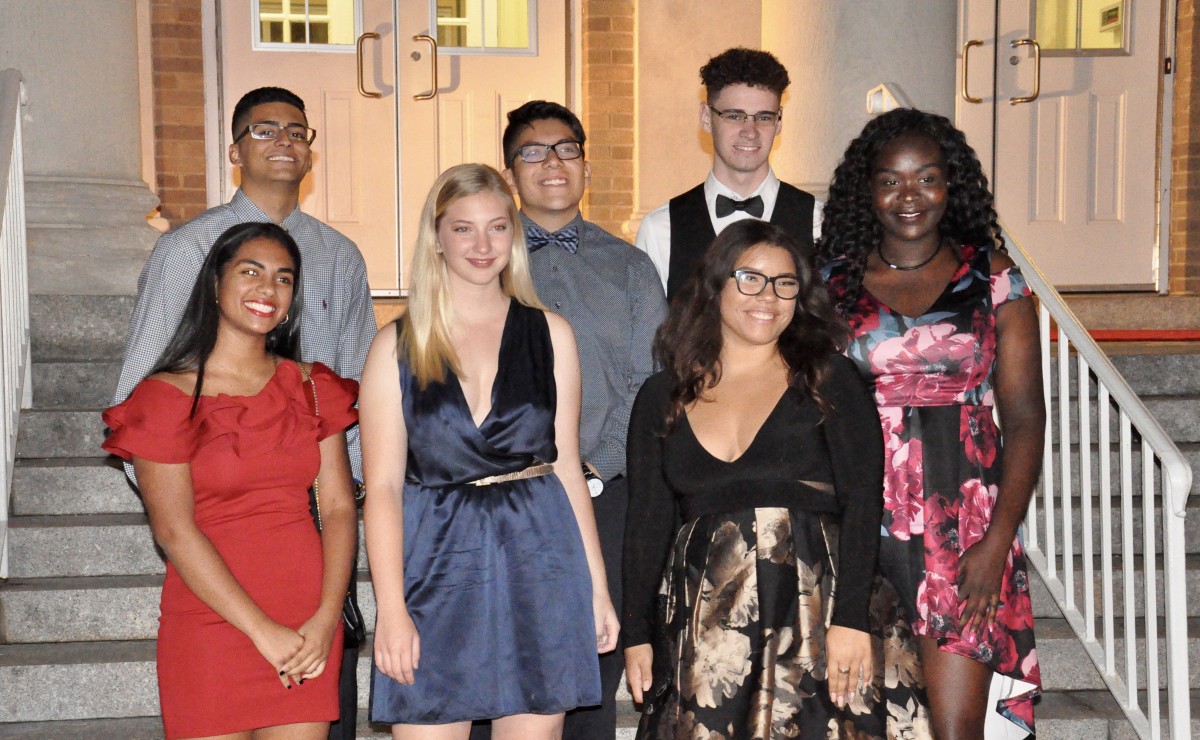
left=820, top=108, right=1044, bottom=739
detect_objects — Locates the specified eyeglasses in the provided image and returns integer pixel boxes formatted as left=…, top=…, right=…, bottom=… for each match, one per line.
left=730, top=269, right=801, bottom=300
left=234, top=121, right=317, bottom=144
left=707, top=105, right=782, bottom=127
left=511, top=141, right=583, bottom=164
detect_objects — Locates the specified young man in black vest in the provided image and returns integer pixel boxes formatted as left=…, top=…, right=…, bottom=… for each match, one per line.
left=635, top=47, right=821, bottom=300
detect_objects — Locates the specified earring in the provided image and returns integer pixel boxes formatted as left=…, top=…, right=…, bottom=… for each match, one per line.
left=280, top=314, right=289, bottom=325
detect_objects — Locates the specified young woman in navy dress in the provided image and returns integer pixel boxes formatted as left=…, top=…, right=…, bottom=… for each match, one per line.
left=361, top=164, right=619, bottom=738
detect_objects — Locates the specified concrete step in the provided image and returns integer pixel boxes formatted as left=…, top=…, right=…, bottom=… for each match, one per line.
left=0, top=555, right=1188, bottom=643
left=1050, top=443, right=1199, bottom=502
left=1051, top=350, right=1200, bottom=398
left=3, top=633, right=1195, bottom=729
left=33, top=360, right=120, bottom=409
left=0, top=575, right=161, bottom=643
left=1028, top=555, right=1200, bottom=619
left=12, top=458, right=142, bottom=516
left=1055, top=395, right=1200, bottom=444
left=5, top=514, right=370, bottom=579
left=0, top=640, right=158, bottom=723
left=30, top=295, right=131, bottom=363
left=1029, top=493, right=1200, bottom=557
left=0, top=707, right=639, bottom=738
left=1035, top=616, right=1200, bottom=692
left=16, top=410, right=107, bottom=460
left=1034, top=689, right=1200, bottom=740
left=5, top=514, right=163, bottom=578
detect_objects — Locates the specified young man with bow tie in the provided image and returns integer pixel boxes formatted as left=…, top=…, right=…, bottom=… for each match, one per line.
left=494, top=99, right=667, bottom=739
left=635, top=47, right=823, bottom=300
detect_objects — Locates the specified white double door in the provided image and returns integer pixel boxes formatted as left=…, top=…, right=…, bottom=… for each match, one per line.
left=218, top=0, right=568, bottom=294
left=957, top=0, right=1167, bottom=290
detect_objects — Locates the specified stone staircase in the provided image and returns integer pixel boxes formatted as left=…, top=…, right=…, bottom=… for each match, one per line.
left=0, top=297, right=1198, bottom=737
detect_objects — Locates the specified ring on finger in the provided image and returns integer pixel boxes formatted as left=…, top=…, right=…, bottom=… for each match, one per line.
left=837, top=667, right=851, bottom=674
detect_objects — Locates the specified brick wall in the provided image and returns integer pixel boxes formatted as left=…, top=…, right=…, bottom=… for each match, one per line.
left=1172, top=0, right=1200, bottom=293
left=151, top=0, right=207, bottom=227
left=582, top=0, right=637, bottom=238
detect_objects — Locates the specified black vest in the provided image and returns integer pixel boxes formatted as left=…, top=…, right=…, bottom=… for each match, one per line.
left=666, top=181, right=816, bottom=300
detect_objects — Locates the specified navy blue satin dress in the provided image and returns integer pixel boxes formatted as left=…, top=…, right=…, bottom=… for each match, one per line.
left=370, top=301, right=601, bottom=724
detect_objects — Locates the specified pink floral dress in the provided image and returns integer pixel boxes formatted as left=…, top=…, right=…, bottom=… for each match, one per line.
left=824, top=244, right=1041, bottom=735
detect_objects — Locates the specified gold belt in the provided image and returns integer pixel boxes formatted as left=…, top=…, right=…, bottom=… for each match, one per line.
left=469, top=462, right=555, bottom=487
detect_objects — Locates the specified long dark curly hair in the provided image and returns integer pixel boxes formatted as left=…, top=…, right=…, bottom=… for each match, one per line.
left=817, top=108, right=1002, bottom=313
left=656, top=219, right=847, bottom=428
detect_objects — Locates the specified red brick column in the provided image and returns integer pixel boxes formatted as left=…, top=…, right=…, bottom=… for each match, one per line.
left=1171, top=0, right=1200, bottom=293
left=151, top=0, right=207, bottom=227
left=582, top=0, right=637, bottom=238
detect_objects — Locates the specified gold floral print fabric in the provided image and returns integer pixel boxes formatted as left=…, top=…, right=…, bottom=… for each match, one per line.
left=637, top=507, right=930, bottom=739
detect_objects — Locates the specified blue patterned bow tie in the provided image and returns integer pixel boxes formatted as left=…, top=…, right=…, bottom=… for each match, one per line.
left=715, top=194, right=764, bottom=218
left=525, top=223, right=580, bottom=254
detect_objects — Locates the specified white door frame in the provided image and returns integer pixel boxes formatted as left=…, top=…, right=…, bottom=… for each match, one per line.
left=200, top=0, right=582, bottom=218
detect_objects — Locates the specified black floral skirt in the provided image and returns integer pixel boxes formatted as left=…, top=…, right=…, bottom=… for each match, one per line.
left=637, top=507, right=930, bottom=740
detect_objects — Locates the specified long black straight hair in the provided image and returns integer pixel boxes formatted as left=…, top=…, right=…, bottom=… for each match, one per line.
left=152, top=221, right=304, bottom=415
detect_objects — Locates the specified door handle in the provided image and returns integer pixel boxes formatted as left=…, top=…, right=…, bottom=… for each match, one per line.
left=961, top=39, right=983, bottom=103
left=413, top=34, right=438, bottom=101
left=1009, top=38, right=1041, bottom=105
left=356, top=32, right=382, bottom=98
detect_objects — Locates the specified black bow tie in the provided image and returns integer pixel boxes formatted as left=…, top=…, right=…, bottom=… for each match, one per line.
left=715, top=194, right=764, bottom=218
left=525, top=224, right=580, bottom=254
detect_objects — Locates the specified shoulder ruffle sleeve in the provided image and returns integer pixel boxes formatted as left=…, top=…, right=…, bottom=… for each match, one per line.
left=101, top=380, right=198, bottom=463
left=307, top=362, right=360, bottom=440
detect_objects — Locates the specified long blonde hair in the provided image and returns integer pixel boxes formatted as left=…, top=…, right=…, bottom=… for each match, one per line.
left=400, top=163, right=545, bottom=388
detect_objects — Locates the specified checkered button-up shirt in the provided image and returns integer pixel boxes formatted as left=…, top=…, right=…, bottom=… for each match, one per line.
left=113, top=189, right=377, bottom=479
left=524, top=213, right=667, bottom=480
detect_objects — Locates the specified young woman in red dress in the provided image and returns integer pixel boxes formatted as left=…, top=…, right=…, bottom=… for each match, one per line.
left=104, top=222, right=359, bottom=739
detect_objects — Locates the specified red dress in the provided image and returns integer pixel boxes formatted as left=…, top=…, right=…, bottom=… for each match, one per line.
left=102, top=361, right=358, bottom=739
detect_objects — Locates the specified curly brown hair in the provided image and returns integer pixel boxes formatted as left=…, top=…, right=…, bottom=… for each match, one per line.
left=700, top=48, right=790, bottom=101
left=656, top=220, right=847, bottom=428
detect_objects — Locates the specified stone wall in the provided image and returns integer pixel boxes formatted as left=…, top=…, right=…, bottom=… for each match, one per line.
left=151, top=0, right=207, bottom=226
left=1172, top=0, right=1200, bottom=294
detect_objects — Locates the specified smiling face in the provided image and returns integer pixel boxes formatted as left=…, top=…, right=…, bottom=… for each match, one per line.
left=216, top=236, right=297, bottom=337
left=502, top=117, right=590, bottom=232
left=437, top=191, right=515, bottom=289
left=718, top=243, right=798, bottom=352
left=871, top=134, right=949, bottom=253
left=228, top=101, right=313, bottom=188
left=702, top=83, right=782, bottom=187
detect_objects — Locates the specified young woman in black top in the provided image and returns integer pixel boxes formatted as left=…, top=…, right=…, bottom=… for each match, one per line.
left=622, top=219, right=928, bottom=737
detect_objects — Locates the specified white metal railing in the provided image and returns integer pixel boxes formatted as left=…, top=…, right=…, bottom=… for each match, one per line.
left=0, top=68, right=31, bottom=580
left=1004, top=226, right=1192, bottom=739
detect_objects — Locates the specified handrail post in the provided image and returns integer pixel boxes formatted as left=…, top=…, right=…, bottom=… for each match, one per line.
left=0, top=68, right=30, bottom=580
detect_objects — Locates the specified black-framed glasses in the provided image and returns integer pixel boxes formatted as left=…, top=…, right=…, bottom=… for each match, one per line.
left=234, top=121, right=317, bottom=144
left=707, top=104, right=782, bottom=127
left=512, top=141, right=583, bottom=164
left=730, top=269, right=800, bottom=300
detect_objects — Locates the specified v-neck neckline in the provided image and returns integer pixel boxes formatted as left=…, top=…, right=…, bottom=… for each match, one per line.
left=682, top=387, right=790, bottom=465
left=862, top=248, right=970, bottom=320
left=451, top=300, right=516, bottom=431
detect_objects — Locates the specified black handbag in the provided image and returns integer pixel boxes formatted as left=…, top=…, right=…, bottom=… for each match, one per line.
left=300, top=362, right=367, bottom=647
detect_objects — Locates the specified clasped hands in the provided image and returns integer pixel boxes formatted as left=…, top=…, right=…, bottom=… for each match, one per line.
left=252, top=612, right=339, bottom=690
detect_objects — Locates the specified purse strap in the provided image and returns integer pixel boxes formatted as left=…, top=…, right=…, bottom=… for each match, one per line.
left=297, top=362, right=324, bottom=532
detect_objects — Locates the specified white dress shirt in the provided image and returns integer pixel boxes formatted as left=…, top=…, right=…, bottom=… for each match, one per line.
left=634, top=168, right=824, bottom=291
